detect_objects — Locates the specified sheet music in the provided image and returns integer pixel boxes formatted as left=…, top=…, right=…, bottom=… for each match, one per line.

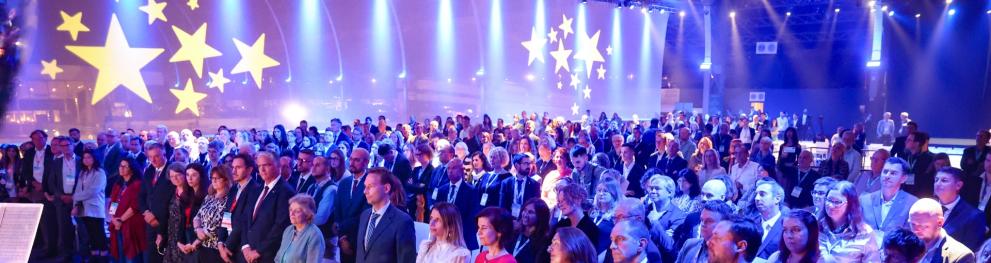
left=0, top=203, right=44, bottom=263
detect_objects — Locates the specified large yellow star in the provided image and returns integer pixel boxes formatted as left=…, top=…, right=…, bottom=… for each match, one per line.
left=573, top=30, right=605, bottom=79
left=65, top=15, right=164, bottom=105
left=520, top=27, right=547, bottom=66
left=170, top=23, right=222, bottom=78
left=170, top=79, right=207, bottom=116
left=40, top=59, right=64, bottom=80
left=57, top=11, right=90, bottom=41
left=187, top=0, right=199, bottom=10
left=231, top=34, right=280, bottom=89
left=208, top=68, right=231, bottom=93
left=549, top=42, right=572, bottom=74
left=138, top=0, right=168, bottom=25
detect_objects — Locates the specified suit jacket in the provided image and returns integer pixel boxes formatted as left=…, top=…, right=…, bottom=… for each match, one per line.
left=646, top=151, right=666, bottom=170
left=18, top=146, right=54, bottom=187
left=43, top=155, right=83, bottom=197
left=477, top=172, right=511, bottom=207
left=333, top=174, right=371, bottom=242
left=138, top=163, right=176, bottom=235
left=675, top=238, right=707, bottom=263
left=619, top=162, right=647, bottom=197
left=904, top=151, right=935, bottom=198
left=756, top=215, right=783, bottom=260
left=498, top=176, right=540, bottom=213
left=926, top=234, right=977, bottom=263
left=356, top=205, right=417, bottom=263
left=657, top=155, right=688, bottom=179
left=434, top=182, right=480, bottom=249
left=98, top=143, right=124, bottom=178
left=783, top=167, right=821, bottom=209
left=944, top=199, right=988, bottom=252
left=287, top=171, right=316, bottom=193
left=891, top=136, right=908, bottom=159
left=388, top=155, right=413, bottom=187
left=860, top=190, right=917, bottom=234
left=535, top=158, right=557, bottom=178
left=427, top=164, right=450, bottom=194
left=229, top=179, right=295, bottom=262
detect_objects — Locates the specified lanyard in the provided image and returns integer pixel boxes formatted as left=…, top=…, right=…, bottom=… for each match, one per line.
left=512, top=236, right=530, bottom=256
left=484, top=173, right=500, bottom=190
left=797, top=170, right=809, bottom=184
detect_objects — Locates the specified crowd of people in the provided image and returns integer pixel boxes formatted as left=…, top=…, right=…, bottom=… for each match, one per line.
left=2, top=109, right=991, bottom=263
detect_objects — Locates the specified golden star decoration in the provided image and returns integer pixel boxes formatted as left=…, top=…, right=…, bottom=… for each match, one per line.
left=57, top=11, right=90, bottom=41
left=187, top=0, right=199, bottom=10
left=549, top=42, right=572, bottom=74
left=170, top=79, right=208, bottom=116
left=558, top=15, right=574, bottom=41
left=138, top=0, right=168, bottom=25
left=573, top=30, right=605, bottom=79
left=170, top=23, right=222, bottom=78
left=40, top=59, right=64, bottom=80
left=231, top=34, right=280, bottom=89
left=65, top=15, right=164, bottom=105
left=520, top=27, right=547, bottom=66
left=208, top=68, right=231, bottom=93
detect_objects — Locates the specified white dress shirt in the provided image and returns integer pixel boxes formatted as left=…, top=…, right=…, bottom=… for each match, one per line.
left=761, top=211, right=781, bottom=242
left=980, top=172, right=991, bottom=211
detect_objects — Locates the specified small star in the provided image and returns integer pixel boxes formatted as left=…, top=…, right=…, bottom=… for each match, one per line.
left=170, top=23, right=222, bottom=78
left=558, top=15, right=574, bottom=40
left=570, top=74, right=580, bottom=90
left=187, top=0, right=199, bottom=10
left=606, top=45, right=613, bottom=56
left=40, top=59, right=64, bottom=80
left=557, top=81, right=563, bottom=90
left=57, top=11, right=90, bottom=41
left=596, top=64, right=606, bottom=80
left=571, top=103, right=579, bottom=115
left=520, top=27, right=547, bottom=66
left=583, top=85, right=591, bottom=99
left=547, top=28, right=558, bottom=44
left=170, top=79, right=208, bottom=116
left=65, top=14, right=164, bottom=104
left=208, top=69, right=231, bottom=93
left=549, top=42, right=572, bottom=74
left=138, top=0, right=168, bottom=25
left=231, top=34, right=281, bottom=89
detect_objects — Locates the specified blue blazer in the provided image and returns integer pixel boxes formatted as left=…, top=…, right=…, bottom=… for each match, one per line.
left=356, top=205, right=417, bottom=263
left=944, top=199, right=988, bottom=252
left=434, top=182, right=480, bottom=250
left=333, top=174, right=370, bottom=241
left=498, top=176, right=540, bottom=212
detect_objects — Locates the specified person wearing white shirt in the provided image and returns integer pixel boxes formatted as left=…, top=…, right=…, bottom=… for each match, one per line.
left=876, top=112, right=896, bottom=145
left=841, top=130, right=863, bottom=180
left=415, top=203, right=470, bottom=263
left=729, top=146, right=762, bottom=194
left=753, top=180, right=784, bottom=261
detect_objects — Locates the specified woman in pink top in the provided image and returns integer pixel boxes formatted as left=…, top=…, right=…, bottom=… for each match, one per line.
left=475, top=207, right=517, bottom=263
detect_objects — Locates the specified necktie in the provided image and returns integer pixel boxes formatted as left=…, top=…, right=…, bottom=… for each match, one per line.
left=297, top=176, right=305, bottom=191
left=516, top=180, right=524, bottom=204
left=448, top=184, right=457, bottom=203
left=365, top=213, right=380, bottom=251
left=352, top=179, right=359, bottom=198
left=253, top=186, right=270, bottom=220
left=230, top=184, right=240, bottom=212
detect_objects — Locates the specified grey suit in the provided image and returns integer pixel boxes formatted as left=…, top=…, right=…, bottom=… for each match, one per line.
left=925, top=233, right=976, bottom=263
left=356, top=205, right=416, bottom=263
left=675, top=238, right=707, bottom=263
left=860, top=190, right=917, bottom=235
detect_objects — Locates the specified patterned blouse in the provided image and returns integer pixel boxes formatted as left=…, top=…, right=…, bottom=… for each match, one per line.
left=819, top=222, right=881, bottom=263
left=193, top=193, right=228, bottom=249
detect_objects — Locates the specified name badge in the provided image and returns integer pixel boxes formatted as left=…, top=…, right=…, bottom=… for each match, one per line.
left=222, top=212, right=233, bottom=233
left=109, top=202, right=119, bottom=215
left=791, top=187, right=803, bottom=198
left=784, top=147, right=796, bottom=153
left=906, top=174, right=916, bottom=185
left=431, top=189, right=439, bottom=201
left=512, top=204, right=521, bottom=218
left=480, top=194, right=489, bottom=206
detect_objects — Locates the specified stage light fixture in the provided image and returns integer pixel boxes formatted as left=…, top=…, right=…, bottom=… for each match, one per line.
left=915, top=13, right=921, bottom=18
left=948, top=9, right=956, bottom=16
left=679, top=11, right=686, bottom=17
left=866, top=61, right=881, bottom=67
left=729, top=11, right=736, bottom=18
left=835, top=8, right=840, bottom=13
left=987, top=10, right=991, bottom=14
left=699, top=62, right=712, bottom=70
left=525, top=74, right=536, bottom=81
left=785, top=11, right=791, bottom=16
left=888, top=11, right=894, bottom=16
left=881, top=5, right=888, bottom=11
left=398, top=72, right=406, bottom=78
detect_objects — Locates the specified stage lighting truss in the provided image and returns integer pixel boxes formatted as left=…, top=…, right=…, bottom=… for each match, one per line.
left=732, top=0, right=876, bottom=46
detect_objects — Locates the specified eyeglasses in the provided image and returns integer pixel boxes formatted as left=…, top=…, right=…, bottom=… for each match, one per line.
left=812, top=190, right=828, bottom=196
left=825, top=198, right=847, bottom=206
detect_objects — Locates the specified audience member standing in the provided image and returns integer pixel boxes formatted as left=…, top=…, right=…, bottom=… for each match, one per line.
left=356, top=168, right=416, bottom=263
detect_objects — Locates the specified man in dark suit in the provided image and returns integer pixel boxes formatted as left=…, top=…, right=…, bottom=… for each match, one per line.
left=42, top=137, right=82, bottom=260
left=20, top=130, right=56, bottom=259
left=334, top=148, right=372, bottom=263
left=675, top=200, right=735, bottom=263
left=405, top=144, right=434, bottom=222
left=890, top=121, right=917, bottom=159
left=783, top=151, right=822, bottom=209
left=905, top=131, right=936, bottom=198
left=287, top=149, right=316, bottom=192
left=356, top=168, right=417, bottom=263
left=499, top=153, right=539, bottom=218
left=606, top=134, right=624, bottom=169
left=960, top=130, right=990, bottom=178
left=124, top=136, right=147, bottom=170
left=534, top=142, right=557, bottom=178
left=733, top=118, right=757, bottom=149
left=860, top=157, right=918, bottom=236
left=427, top=141, right=456, bottom=195
left=434, top=159, right=480, bottom=250
left=329, top=118, right=352, bottom=146
left=934, top=167, right=987, bottom=252
left=645, top=132, right=669, bottom=170
left=68, top=128, right=84, bottom=157
left=657, top=140, right=688, bottom=179
left=908, top=198, right=976, bottom=263
left=219, top=154, right=261, bottom=262
left=98, top=131, right=125, bottom=179
left=137, top=142, right=174, bottom=263
left=753, top=180, right=784, bottom=261
left=619, top=143, right=647, bottom=197
left=377, top=144, right=412, bottom=187
left=711, top=124, right=733, bottom=161
left=228, top=152, right=294, bottom=263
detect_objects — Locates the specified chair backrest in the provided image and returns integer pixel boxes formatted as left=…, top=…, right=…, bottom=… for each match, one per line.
left=414, top=221, right=429, bottom=252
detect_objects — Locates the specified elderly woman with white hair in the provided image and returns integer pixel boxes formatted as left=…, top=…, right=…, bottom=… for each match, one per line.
left=275, top=194, right=325, bottom=263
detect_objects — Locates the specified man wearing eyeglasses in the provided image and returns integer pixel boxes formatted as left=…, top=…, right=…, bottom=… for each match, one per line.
left=43, top=136, right=83, bottom=261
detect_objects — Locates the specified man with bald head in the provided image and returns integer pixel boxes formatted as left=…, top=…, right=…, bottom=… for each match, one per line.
left=610, top=220, right=651, bottom=263
left=611, top=198, right=662, bottom=263
left=434, top=158, right=479, bottom=249
left=908, top=198, right=975, bottom=263
left=334, top=148, right=372, bottom=263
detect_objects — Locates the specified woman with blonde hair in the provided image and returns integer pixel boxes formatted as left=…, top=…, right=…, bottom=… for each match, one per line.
left=417, top=202, right=471, bottom=263
left=275, top=194, right=325, bottom=262
left=688, top=137, right=714, bottom=171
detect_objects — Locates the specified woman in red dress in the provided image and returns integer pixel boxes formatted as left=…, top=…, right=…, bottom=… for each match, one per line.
left=109, top=158, right=147, bottom=262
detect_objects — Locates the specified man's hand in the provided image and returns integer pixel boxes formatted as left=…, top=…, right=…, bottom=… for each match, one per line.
left=339, top=235, right=354, bottom=255
left=143, top=211, right=155, bottom=223
left=218, top=244, right=233, bottom=263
